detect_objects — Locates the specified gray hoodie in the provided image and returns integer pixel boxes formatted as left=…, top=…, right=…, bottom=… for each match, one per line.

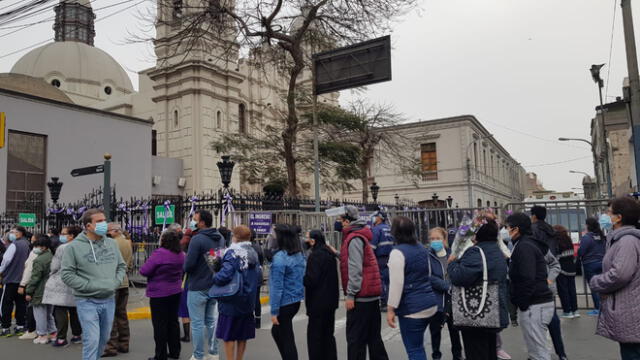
left=61, top=231, right=126, bottom=299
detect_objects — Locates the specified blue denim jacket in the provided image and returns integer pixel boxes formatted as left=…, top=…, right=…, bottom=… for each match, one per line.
left=269, top=250, right=305, bottom=316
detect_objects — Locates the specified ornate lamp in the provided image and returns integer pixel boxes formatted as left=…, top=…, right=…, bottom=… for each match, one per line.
left=217, top=155, right=235, bottom=189
left=446, top=196, right=454, bottom=208
left=47, top=177, right=63, bottom=205
left=431, top=193, right=439, bottom=207
left=370, top=182, right=380, bottom=203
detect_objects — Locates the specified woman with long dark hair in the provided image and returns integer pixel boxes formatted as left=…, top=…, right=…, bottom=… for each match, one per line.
left=269, top=224, right=306, bottom=360
left=303, top=230, right=338, bottom=360
left=140, top=230, right=185, bottom=360
left=578, top=217, right=606, bottom=315
left=553, top=225, right=578, bottom=318
left=386, top=216, right=438, bottom=360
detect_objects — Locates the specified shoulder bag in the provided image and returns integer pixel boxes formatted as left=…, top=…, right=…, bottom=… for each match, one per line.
left=451, top=246, right=501, bottom=328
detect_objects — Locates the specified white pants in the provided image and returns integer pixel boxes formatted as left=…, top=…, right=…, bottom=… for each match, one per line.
left=32, top=304, right=56, bottom=336
left=518, top=301, right=554, bottom=360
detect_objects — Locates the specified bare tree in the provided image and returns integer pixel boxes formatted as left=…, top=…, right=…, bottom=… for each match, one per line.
left=315, top=99, right=422, bottom=202
left=141, top=0, right=418, bottom=197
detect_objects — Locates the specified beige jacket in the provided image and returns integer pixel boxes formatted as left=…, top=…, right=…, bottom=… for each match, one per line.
left=113, top=235, right=133, bottom=288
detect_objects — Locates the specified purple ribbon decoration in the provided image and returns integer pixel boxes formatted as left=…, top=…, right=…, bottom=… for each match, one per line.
left=221, top=193, right=235, bottom=227
left=186, top=196, right=199, bottom=227
left=162, top=200, right=171, bottom=233
left=141, top=202, right=150, bottom=235
left=47, top=207, right=66, bottom=216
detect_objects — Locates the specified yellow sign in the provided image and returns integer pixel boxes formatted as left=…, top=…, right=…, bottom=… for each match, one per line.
left=0, top=112, right=5, bottom=148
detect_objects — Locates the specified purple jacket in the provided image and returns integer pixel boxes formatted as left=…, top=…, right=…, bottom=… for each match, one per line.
left=590, top=226, right=640, bottom=343
left=140, top=248, right=185, bottom=298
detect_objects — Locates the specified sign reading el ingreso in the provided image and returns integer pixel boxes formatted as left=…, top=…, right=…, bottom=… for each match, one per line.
left=249, top=212, right=273, bottom=235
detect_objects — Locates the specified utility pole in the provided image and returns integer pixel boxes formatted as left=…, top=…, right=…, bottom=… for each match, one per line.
left=621, top=0, right=640, bottom=191
left=103, top=153, right=112, bottom=221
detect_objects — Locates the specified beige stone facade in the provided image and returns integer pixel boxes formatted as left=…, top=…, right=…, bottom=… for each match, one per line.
left=342, top=115, right=526, bottom=208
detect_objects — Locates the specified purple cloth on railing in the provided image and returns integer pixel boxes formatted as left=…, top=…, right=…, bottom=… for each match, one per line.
left=140, top=247, right=185, bottom=298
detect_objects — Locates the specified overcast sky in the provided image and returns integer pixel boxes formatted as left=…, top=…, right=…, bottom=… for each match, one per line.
left=0, top=0, right=637, bottom=193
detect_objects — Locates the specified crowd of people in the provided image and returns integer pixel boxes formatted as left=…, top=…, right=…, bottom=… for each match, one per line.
left=0, top=197, right=639, bottom=360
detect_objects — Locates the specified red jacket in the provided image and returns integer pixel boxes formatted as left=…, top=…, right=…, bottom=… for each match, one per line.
left=340, top=225, right=382, bottom=298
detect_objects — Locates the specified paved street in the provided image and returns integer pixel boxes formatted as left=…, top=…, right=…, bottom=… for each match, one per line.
left=0, top=301, right=619, bottom=360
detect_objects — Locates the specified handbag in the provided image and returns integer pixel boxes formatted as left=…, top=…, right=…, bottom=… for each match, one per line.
left=451, top=246, right=501, bottom=328
left=208, top=271, right=243, bottom=300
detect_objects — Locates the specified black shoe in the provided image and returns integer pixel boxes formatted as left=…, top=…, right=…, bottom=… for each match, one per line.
left=180, top=323, right=190, bottom=342
left=101, top=351, right=118, bottom=357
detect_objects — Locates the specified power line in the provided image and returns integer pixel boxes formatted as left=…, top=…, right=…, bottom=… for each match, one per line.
left=605, top=0, right=618, bottom=100
left=481, top=118, right=589, bottom=150
left=524, top=155, right=592, bottom=168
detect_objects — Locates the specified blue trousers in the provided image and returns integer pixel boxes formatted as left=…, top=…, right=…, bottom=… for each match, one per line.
left=583, top=262, right=602, bottom=309
left=76, top=297, right=115, bottom=360
left=187, top=290, right=218, bottom=359
left=398, top=316, right=432, bottom=360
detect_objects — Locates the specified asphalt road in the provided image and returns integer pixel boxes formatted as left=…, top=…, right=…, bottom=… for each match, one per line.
left=0, top=303, right=620, bottom=360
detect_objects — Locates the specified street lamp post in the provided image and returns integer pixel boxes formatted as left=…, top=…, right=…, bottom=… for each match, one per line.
left=369, top=182, right=380, bottom=204
left=446, top=196, right=453, bottom=208
left=559, top=137, right=610, bottom=198
left=394, top=193, right=400, bottom=206
left=589, top=64, right=614, bottom=198
left=217, top=155, right=235, bottom=191
left=46, top=177, right=63, bottom=205
left=432, top=193, right=439, bottom=208
left=466, top=134, right=494, bottom=208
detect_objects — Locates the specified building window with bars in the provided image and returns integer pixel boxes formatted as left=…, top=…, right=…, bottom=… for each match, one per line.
left=420, top=143, right=438, bottom=181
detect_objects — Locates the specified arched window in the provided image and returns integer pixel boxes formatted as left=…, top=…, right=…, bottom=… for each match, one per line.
left=216, top=111, right=222, bottom=129
left=173, top=110, right=179, bottom=128
left=238, top=103, right=246, bottom=134
left=477, top=199, right=482, bottom=208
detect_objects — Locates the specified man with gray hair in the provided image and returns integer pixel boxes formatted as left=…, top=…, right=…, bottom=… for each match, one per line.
left=103, top=223, right=132, bottom=357
left=338, top=205, right=388, bottom=360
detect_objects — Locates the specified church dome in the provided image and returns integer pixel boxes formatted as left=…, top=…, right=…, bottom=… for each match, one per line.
left=10, top=41, right=133, bottom=106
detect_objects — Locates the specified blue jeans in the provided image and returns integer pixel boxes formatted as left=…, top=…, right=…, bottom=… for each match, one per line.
left=398, top=316, right=431, bottom=360
left=583, top=262, right=602, bottom=309
left=187, top=290, right=218, bottom=359
left=621, top=343, right=640, bottom=360
left=76, top=297, right=115, bottom=360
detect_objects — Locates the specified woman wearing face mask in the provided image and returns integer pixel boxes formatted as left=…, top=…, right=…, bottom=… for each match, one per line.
left=427, top=227, right=464, bottom=360
left=26, top=234, right=56, bottom=344
left=17, top=232, right=41, bottom=340
left=590, top=197, right=640, bottom=359
left=43, top=225, right=83, bottom=347
left=303, top=230, right=339, bottom=360
left=578, top=217, right=606, bottom=316
left=0, top=226, right=30, bottom=337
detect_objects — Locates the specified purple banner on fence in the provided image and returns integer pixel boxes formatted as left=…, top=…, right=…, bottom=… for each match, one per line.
left=249, top=212, right=272, bottom=235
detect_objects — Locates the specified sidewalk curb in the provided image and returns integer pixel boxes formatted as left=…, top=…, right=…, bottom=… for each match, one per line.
left=127, top=296, right=270, bottom=320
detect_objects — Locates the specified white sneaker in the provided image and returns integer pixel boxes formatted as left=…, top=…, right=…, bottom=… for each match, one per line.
left=18, top=331, right=37, bottom=340
left=33, top=336, right=50, bottom=344
left=206, top=355, right=220, bottom=360
left=572, top=311, right=581, bottom=318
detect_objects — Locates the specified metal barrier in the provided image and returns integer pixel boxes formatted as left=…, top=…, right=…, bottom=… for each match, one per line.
left=504, top=199, right=612, bottom=309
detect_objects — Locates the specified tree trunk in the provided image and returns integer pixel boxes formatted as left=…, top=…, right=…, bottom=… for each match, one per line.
left=282, top=51, right=304, bottom=198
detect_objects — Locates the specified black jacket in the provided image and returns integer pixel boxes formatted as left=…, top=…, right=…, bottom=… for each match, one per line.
left=303, top=245, right=339, bottom=316
left=532, top=221, right=558, bottom=256
left=509, top=233, right=554, bottom=311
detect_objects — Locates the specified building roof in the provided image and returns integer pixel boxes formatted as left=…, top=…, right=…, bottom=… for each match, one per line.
left=10, top=41, right=133, bottom=93
left=0, top=87, right=152, bottom=126
left=0, top=73, right=73, bottom=103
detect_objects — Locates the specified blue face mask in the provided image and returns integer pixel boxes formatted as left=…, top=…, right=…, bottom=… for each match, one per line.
left=33, top=248, right=43, bottom=255
left=430, top=240, right=444, bottom=252
left=59, top=235, right=68, bottom=244
left=189, top=220, right=198, bottom=231
left=599, top=214, right=613, bottom=231
left=8, top=233, right=17, bottom=242
left=94, top=221, right=108, bottom=236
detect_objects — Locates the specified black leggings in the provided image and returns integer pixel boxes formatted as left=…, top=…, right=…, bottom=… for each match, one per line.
left=271, top=302, right=300, bottom=360
left=54, top=306, right=81, bottom=340
left=150, top=293, right=181, bottom=360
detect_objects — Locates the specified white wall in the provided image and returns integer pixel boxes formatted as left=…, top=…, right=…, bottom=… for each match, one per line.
left=0, top=90, right=152, bottom=212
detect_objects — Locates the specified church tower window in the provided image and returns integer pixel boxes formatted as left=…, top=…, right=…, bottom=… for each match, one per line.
left=216, top=111, right=222, bottom=129
left=238, top=104, right=246, bottom=134
left=172, top=0, right=183, bottom=21
left=174, top=110, right=179, bottom=128
left=51, top=79, right=61, bottom=88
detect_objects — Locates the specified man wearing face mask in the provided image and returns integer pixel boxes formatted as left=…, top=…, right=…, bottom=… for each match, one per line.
left=369, top=211, right=394, bottom=312
left=0, top=226, right=30, bottom=337
left=61, top=209, right=126, bottom=360
left=184, top=209, right=225, bottom=360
